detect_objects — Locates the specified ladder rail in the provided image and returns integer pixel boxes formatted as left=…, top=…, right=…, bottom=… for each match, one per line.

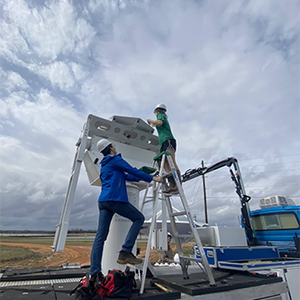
left=165, top=155, right=216, bottom=286
left=139, top=154, right=166, bottom=295
left=164, top=196, right=189, bottom=277
left=140, top=183, right=152, bottom=212
left=140, top=160, right=156, bottom=213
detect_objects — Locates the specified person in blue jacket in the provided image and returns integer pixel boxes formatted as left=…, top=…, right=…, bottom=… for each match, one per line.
left=89, top=139, right=162, bottom=284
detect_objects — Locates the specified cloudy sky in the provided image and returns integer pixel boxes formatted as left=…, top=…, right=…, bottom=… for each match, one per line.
left=0, top=0, right=299, bottom=232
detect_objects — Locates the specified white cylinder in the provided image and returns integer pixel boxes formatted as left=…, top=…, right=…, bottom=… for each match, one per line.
left=101, top=184, right=140, bottom=274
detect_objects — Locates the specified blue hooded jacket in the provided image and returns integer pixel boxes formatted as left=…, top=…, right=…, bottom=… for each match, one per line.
left=98, top=154, right=153, bottom=203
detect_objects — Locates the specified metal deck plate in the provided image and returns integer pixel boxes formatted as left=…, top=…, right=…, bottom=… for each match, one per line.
left=0, top=266, right=181, bottom=300
left=155, top=269, right=283, bottom=296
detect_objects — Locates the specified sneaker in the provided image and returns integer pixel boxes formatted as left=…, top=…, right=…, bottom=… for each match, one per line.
left=117, top=250, right=142, bottom=265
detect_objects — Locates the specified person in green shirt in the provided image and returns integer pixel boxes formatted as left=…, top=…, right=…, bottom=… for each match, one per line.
left=147, top=103, right=181, bottom=192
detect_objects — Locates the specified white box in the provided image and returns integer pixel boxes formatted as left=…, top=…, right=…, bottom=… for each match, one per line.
left=197, top=226, right=247, bottom=247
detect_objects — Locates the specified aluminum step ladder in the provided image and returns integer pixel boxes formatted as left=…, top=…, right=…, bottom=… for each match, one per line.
left=139, top=152, right=216, bottom=295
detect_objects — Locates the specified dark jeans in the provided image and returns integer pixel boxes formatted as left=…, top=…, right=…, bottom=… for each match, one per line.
left=89, top=201, right=145, bottom=275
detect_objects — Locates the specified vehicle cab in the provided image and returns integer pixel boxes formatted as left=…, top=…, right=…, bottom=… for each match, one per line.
left=250, top=196, right=300, bottom=257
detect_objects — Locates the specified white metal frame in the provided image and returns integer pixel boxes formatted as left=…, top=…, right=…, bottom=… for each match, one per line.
left=52, top=114, right=159, bottom=252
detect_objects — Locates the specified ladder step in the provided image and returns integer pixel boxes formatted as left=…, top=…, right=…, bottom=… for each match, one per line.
left=170, top=211, right=187, bottom=217
left=143, top=199, right=154, bottom=204
left=163, top=191, right=180, bottom=196
left=179, top=256, right=205, bottom=263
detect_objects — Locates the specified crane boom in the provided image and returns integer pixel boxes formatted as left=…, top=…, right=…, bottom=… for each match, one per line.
left=182, top=157, right=258, bottom=246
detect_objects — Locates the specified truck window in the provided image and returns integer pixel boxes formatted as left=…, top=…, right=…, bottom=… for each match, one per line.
left=252, top=213, right=299, bottom=230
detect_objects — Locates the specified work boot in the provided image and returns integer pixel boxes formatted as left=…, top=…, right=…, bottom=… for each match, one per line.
left=163, top=186, right=178, bottom=194
left=162, top=173, right=175, bottom=190
left=168, top=170, right=182, bottom=192
left=163, top=172, right=179, bottom=193
left=88, top=271, right=105, bottom=289
left=97, top=271, right=105, bottom=283
left=117, top=250, right=142, bottom=264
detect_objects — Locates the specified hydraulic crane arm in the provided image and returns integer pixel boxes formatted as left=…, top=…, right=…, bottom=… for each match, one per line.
left=182, top=157, right=258, bottom=246
left=182, top=157, right=238, bottom=181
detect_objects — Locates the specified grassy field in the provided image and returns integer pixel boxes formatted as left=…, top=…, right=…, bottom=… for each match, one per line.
left=0, top=244, right=38, bottom=263
left=0, top=236, right=95, bottom=246
left=0, top=236, right=93, bottom=267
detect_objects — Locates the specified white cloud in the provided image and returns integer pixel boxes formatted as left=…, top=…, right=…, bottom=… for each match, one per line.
left=2, top=0, right=95, bottom=60
left=0, top=69, right=29, bottom=94
left=29, top=61, right=76, bottom=91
